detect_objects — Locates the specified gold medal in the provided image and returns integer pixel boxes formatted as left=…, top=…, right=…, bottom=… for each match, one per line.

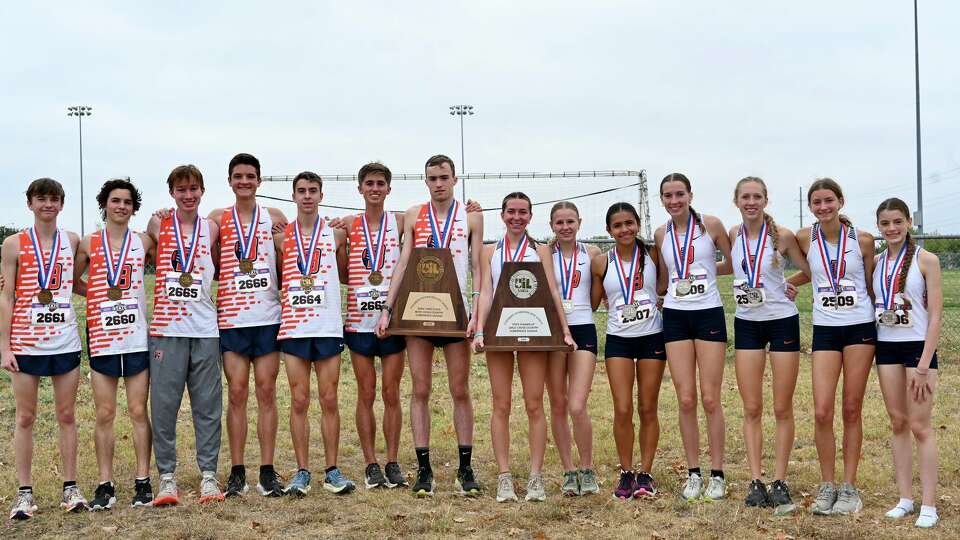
left=368, top=271, right=383, bottom=286
left=300, top=276, right=314, bottom=290
left=179, top=272, right=194, bottom=287
left=239, top=259, right=254, bottom=274
left=38, top=288, right=53, bottom=305
left=107, top=286, right=123, bottom=301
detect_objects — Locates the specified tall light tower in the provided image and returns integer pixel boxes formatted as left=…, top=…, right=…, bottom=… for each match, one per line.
left=449, top=104, right=474, bottom=201
left=67, top=105, right=92, bottom=235
left=913, top=0, right=924, bottom=238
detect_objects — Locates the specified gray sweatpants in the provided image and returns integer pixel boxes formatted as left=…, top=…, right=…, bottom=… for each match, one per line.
left=149, top=336, right=222, bottom=475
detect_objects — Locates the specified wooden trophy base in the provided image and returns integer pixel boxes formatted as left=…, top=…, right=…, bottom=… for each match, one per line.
left=482, top=261, right=571, bottom=352
left=388, top=247, right=468, bottom=338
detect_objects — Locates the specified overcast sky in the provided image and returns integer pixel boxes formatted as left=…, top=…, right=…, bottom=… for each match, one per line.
left=2, top=1, right=958, bottom=240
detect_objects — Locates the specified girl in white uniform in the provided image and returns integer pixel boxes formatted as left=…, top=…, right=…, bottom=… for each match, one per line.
left=594, top=203, right=666, bottom=500
left=545, top=202, right=602, bottom=496
left=873, top=198, right=942, bottom=529
left=654, top=173, right=733, bottom=501
left=472, top=192, right=573, bottom=503
left=791, top=178, right=876, bottom=516
left=729, top=177, right=810, bottom=511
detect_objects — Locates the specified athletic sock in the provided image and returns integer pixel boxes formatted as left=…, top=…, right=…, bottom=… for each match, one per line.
left=19, top=486, right=32, bottom=493
left=710, top=469, right=725, bottom=480
left=260, top=464, right=275, bottom=476
left=920, top=505, right=937, bottom=517
left=688, top=467, right=701, bottom=477
left=63, top=480, right=77, bottom=490
left=415, top=447, right=432, bottom=471
left=231, top=464, right=246, bottom=476
left=458, top=445, right=473, bottom=471
left=897, top=498, right=915, bottom=512
left=325, top=465, right=337, bottom=474
left=135, top=477, right=150, bottom=484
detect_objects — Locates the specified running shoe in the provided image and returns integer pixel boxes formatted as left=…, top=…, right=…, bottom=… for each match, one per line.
left=224, top=469, right=248, bottom=498
left=681, top=472, right=703, bottom=501
left=364, top=463, right=388, bottom=489
left=60, top=485, right=89, bottom=513
left=613, top=470, right=636, bottom=500
left=323, top=468, right=356, bottom=495
left=915, top=509, right=939, bottom=529
left=89, top=481, right=117, bottom=511
left=703, top=475, right=727, bottom=501
left=285, top=469, right=312, bottom=497
left=578, top=469, right=600, bottom=495
left=525, top=474, right=546, bottom=502
left=810, top=482, right=836, bottom=515
left=634, top=471, right=657, bottom=498
left=768, top=480, right=795, bottom=511
left=561, top=471, right=580, bottom=497
left=885, top=500, right=915, bottom=519
left=744, top=479, right=770, bottom=507
left=198, top=471, right=225, bottom=504
left=153, top=474, right=179, bottom=507
left=455, top=466, right=481, bottom=497
left=131, top=479, right=153, bottom=507
left=384, top=462, right=407, bottom=488
left=9, top=490, right=37, bottom=520
left=831, top=483, right=863, bottom=515
left=411, top=467, right=434, bottom=497
left=257, top=469, right=285, bottom=497
left=495, top=472, right=518, bottom=502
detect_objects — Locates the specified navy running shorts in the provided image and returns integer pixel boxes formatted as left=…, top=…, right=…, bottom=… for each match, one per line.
left=416, top=335, right=465, bottom=348
left=15, top=351, right=81, bottom=377
left=603, top=332, right=667, bottom=361
left=812, top=321, right=876, bottom=352
left=567, top=324, right=598, bottom=355
left=734, top=315, right=800, bottom=352
left=90, top=351, right=150, bottom=378
left=876, top=340, right=938, bottom=370
left=220, top=324, right=280, bottom=357
left=280, top=337, right=345, bottom=362
left=662, top=306, right=727, bottom=343
left=345, top=331, right=406, bottom=358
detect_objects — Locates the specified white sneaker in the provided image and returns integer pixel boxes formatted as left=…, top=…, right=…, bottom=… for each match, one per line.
left=9, top=490, right=37, bottom=520
left=915, top=509, right=939, bottom=528
left=831, top=482, right=863, bottom=515
left=199, top=471, right=224, bottom=504
left=682, top=473, right=703, bottom=501
left=153, top=473, right=179, bottom=506
left=525, top=474, right=546, bottom=502
left=60, top=485, right=89, bottom=512
left=703, top=475, right=727, bottom=501
left=885, top=500, right=915, bottom=519
left=811, top=482, right=836, bottom=515
left=496, top=473, right=518, bottom=502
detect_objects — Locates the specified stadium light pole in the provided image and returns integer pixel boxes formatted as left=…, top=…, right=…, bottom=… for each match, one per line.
left=449, top=104, right=474, bottom=201
left=913, top=0, right=924, bottom=239
left=67, top=105, right=92, bottom=236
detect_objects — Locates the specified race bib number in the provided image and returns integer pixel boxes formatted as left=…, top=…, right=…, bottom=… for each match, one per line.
left=164, top=274, right=203, bottom=302
left=733, top=279, right=766, bottom=307
left=816, top=278, right=857, bottom=310
left=671, top=267, right=710, bottom=301
left=99, top=300, right=139, bottom=330
left=288, top=281, right=326, bottom=309
left=875, top=293, right=913, bottom=327
left=357, top=286, right=387, bottom=312
left=233, top=264, right=271, bottom=293
left=618, top=292, right=654, bottom=326
left=30, top=300, right=69, bottom=326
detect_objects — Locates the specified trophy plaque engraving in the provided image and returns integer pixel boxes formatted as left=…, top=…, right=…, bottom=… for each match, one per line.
left=482, top=261, right=571, bottom=352
left=388, top=247, right=467, bottom=337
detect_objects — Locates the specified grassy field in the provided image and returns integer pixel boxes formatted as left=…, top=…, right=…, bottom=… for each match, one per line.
left=0, top=275, right=957, bottom=539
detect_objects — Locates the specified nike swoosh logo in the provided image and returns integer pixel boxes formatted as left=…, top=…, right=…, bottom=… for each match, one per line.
left=783, top=339, right=795, bottom=345
left=130, top=248, right=141, bottom=252
left=654, top=350, right=664, bottom=355
left=709, top=330, right=720, bottom=335
left=861, top=338, right=874, bottom=342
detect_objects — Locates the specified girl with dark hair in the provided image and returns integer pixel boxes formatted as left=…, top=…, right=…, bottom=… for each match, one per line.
left=729, top=177, right=810, bottom=511
left=790, top=178, right=876, bottom=515
left=472, top=192, right=574, bottom=503
left=654, top=173, right=733, bottom=501
left=873, top=198, right=942, bottom=528
left=594, top=202, right=667, bottom=500
left=545, top=202, right=603, bottom=496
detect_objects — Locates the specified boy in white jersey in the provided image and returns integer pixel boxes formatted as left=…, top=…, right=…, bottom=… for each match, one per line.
left=376, top=154, right=485, bottom=497
left=2, top=178, right=87, bottom=519
left=74, top=179, right=156, bottom=510
left=208, top=153, right=287, bottom=498
left=146, top=165, right=224, bottom=506
left=274, top=172, right=355, bottom=496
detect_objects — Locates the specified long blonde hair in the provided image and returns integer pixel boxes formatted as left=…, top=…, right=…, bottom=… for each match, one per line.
left=734, top=176, right=781, bottom=266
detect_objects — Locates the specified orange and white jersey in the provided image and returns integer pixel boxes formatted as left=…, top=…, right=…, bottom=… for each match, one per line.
left=86, top=230, right=148, bottom=356
left=278, top=220, right=343, bottom=339
left=10, top=229, right=81, bottom=355
left=411, top=201, right=469, bottom=305
left=217, top=205, right=281, bottom=329
left=149, top=215, right=218, bottom=338
left=344, top=212, right=401, bottom=333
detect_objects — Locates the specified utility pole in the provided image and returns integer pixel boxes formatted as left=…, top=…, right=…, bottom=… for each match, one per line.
left=913, top=0, right=924, bottom=242
left=449, top=104, right=474, bottom=201
left=67, top=105, right=93, bottom=235
left=797, top=186, right=804, bottom=229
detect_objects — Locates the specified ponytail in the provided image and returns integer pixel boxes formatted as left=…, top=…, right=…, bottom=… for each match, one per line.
left=689, top=206, right=706, bottom=233
left=897, top=233, right=917, bottom=295
left=761, top=212, right=781, bottom=267
left=838, top=214, right=853, bottom=228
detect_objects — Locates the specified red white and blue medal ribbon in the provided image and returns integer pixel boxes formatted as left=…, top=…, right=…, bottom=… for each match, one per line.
left=740, top=221, right=768, bottom=288
left=879, top=243, right=908, bottom=310
left=231, top=204, right=260, bottom=262
left=101, top=228, right=132, bottom=289
left=29, top=227, right=60, bottom=293
left=294, top=217, right=323, bottom=276
left=556, top=243, right=579, bottom=300
left=500, top=234, right=529, bottom=267
left=613, top=242, right=641, bottom=306
left=427, top=200, right=458, bottom=249
left=669, top=213, right=696, bottom=280
left=815, top=223, right=847, bottom=294
left=172, top=212, right=202, bottom=274
left=361, top=211, right=387, bottom=273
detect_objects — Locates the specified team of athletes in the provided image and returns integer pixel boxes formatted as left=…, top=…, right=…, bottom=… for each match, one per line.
left=0, top=156, right=943, bottom=529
